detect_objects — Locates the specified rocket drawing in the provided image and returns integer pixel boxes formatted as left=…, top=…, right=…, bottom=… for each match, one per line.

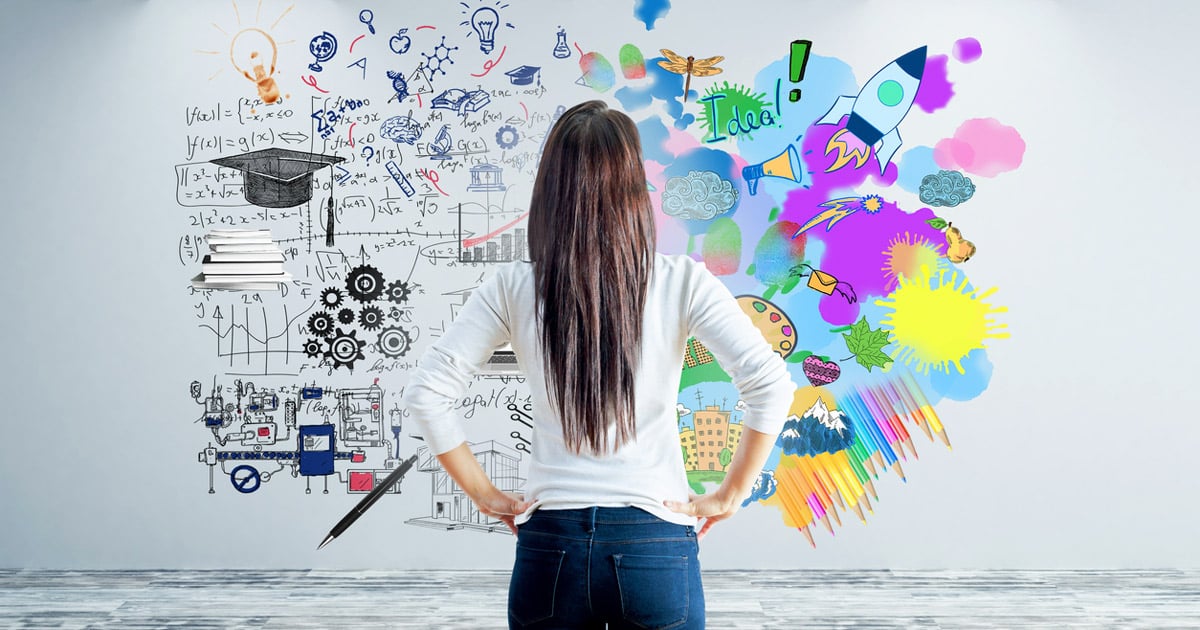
left=816, top=46, right=927, bottom=174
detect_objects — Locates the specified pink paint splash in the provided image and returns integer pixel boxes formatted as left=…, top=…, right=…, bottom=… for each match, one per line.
left=914, top=54, right=953, bottom=114
left=953, top=38, right=983, bottom=63
left=933, top=118, right=1025, bottom=177
left=664, top=124, right=702, bottom=156
left=646, top=160, right=690, bottom=253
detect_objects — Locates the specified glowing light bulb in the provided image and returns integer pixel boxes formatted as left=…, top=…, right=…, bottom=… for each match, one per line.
left=469, top=7, right=499, bottom=54
left=230, top=27, right=281, bottom=104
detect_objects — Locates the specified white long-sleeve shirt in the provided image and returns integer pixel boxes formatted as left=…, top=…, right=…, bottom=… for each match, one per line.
left=403, top=253, right=797, bottom=526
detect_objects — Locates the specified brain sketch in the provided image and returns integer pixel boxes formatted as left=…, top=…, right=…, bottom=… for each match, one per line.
left=662, top=170, right=738, bottom=220
left=380, top=115, right=423, bottom=145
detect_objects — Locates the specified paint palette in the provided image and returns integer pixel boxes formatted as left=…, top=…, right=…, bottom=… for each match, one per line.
left=736, top=295, right=796, bottom=358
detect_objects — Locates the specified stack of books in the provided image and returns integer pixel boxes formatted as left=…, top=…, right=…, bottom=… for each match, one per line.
left=190, top=228, right=291, bottom=290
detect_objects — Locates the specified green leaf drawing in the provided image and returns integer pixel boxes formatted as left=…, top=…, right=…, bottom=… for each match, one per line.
left=787, top=350, right=814, bottom=364
left=927, top=217, right=948, bottom=230
left=841, top=316, right=894, bottom=372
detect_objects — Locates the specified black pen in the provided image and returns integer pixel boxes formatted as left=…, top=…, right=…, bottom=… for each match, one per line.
left=318, top=453, right=419, bottom=550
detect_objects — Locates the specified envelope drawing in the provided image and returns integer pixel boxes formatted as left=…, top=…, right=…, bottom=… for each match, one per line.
left=807, top=269, right=838, bottom=295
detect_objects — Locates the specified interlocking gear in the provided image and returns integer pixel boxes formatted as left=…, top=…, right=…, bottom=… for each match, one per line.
left=338, top=308, right=356, bottom=324
left=376, top=325, right=413, bottom=358
left=325, top=328, right=366, bottom=371
left=307, top=311, right=335, bottom=337
left=495, top=124, right=519, bottom=150
left=346, top=265, right=386, bottom=303
left=320, top=287, right=344, bottom=309
left=388, top=306, right=402, bottom=320
left=303, top=338, right=325, bottom=359
left=385, top=279, right=412, bottom=304
left=358, top=305, right=385, bottom=331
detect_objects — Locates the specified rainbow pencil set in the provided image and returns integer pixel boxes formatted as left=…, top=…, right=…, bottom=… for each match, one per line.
left=771, top=370, right=950, bottom=547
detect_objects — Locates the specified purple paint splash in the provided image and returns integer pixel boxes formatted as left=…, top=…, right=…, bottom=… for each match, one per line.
left=781, top=123, right=944, bottom=325
left=914, top=54, right=953, bottom=114
left=953, top=37, right=983, bottom=63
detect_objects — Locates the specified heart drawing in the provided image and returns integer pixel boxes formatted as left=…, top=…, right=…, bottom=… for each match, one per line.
left=802, top=355, right=841, bottom=387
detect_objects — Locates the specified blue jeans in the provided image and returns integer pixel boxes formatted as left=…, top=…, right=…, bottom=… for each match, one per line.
left=508, top=506, right=704, bottom=629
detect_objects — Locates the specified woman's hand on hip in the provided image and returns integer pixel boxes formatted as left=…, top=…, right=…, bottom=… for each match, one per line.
left=475, top=488, right=532, bottom=535
left=663, top=490, right=740, bottom=540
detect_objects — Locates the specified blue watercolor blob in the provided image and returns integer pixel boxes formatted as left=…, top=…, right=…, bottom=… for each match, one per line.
left=637, top=116, right=672, bottom=165
left=896, top=146, right=938, bottom=194
left=740, top=55, right=859, bottom=201
left=768, top=237, right=825, bottom=349
left=929, top=348, right=993, bottom=401
left=616, top=58, right=695, bottom=130
left=664, top=147, right=738, bottom=234
left=634, top=0, right=671, bottom=30
left=742, top=470, right=777, bottom=507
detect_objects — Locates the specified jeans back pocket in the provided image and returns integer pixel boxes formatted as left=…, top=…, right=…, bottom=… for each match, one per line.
left=613, top=553, right=690, bottom=629
left=509, top=545, right=567, bottom=626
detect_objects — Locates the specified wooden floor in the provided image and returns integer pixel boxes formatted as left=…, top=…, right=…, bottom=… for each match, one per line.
left=1, top=569, right=1197, bottom=628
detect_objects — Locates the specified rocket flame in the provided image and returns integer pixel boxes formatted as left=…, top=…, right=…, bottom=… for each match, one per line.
left=824, top=128, right=870, bottom=173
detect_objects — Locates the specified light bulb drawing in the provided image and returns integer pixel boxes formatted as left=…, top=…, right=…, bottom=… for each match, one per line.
left=469, top=7, right=499, bottom=54
left=308, top=31, right=337, bottom=72
left=230, top=27, right=281, bottom=104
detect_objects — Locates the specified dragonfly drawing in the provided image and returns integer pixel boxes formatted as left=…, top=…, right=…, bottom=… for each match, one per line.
left=657, top=49, right=724, bottom=102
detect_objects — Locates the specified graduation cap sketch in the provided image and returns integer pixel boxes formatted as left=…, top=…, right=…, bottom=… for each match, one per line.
left=211, top=148, right=345, bottom=208
left=504, top=65, right=540, bottom=86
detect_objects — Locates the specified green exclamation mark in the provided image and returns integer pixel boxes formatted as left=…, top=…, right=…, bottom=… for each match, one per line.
left=789, top=40, right=812, bottom=102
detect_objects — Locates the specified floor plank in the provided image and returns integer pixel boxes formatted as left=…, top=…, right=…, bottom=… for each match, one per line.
left=0, top=569, right=1197, bottom=628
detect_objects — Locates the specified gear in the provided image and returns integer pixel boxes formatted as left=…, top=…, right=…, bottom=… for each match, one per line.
left=307, top=311, right=335, bottom=337
left=495, top=124, right=519, bottom=150
left=325, top=328, right=366, bottom=371
left=376, top=325, right=413, bottom=358
left=303, top=338, right=325, bottom=359
left=388, top=306, right=402, bottom=320
left=320, top=287, right=344, bottom=309
left=346, top=265, right=386, bottom=302
left=358, top=305, right=385, bottom=331
left=385, top=280, right=412, bottom=304
left=338, top=308, right=356, bottom=324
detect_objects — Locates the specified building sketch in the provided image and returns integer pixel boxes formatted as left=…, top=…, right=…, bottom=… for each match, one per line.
left=406, top=441, right=524, bottom=534
left=684, top=404, right=744, bottom=472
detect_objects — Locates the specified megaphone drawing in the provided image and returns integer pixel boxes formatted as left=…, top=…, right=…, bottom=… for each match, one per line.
left=742, top=144, right=803, bottom=195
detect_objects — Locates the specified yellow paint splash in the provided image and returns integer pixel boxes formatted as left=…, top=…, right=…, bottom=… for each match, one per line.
left=875, top=264, right=1008, bottom=374
left=881, top=231, right=943, bottom=292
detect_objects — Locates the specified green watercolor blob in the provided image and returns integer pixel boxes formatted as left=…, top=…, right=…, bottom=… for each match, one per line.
left=701, top=217, right=742, bottom=275
left=698, top=81, right=774, bottom=142
left=619, top=44, right=646, bottom=79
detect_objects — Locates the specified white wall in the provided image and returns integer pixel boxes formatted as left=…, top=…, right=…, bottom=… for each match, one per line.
left=0, top=0, right=1195, bottom=569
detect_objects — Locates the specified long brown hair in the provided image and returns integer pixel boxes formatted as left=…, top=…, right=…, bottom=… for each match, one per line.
left=527, top=100, right=656, bottom=455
